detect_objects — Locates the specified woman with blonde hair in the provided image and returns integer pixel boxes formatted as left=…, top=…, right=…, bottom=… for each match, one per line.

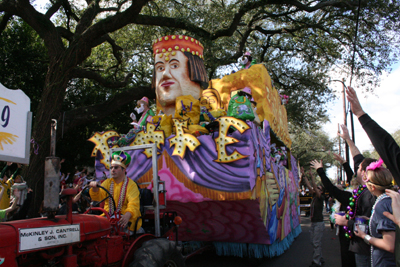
left=354, top=159, right=396, bottom=267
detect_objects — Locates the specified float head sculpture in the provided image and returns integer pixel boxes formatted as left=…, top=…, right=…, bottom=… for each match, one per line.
left=152, top=35, right=209, bottom=116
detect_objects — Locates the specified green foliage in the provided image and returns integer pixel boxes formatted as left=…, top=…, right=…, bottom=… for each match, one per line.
left=0, top=19, right=48, bottom=114
left=290, top=126, right=336, bottom=171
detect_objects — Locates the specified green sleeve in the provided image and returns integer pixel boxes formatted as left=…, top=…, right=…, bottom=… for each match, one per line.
left=0, top=165, right=8, bottom=179
left=0, top=209, right=6, bottom=222
left=11, top=167, right=21, bottom=180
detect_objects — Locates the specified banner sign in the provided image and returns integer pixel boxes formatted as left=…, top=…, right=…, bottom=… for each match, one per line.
left=19, top=224, right=81, bottom=252
left=0, top=83, right=32, bottom=164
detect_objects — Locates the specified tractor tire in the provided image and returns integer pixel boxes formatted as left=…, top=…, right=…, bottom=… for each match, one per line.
left=129, top=239, right=185, bottom=267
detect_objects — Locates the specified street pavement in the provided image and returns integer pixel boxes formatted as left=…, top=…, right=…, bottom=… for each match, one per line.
left=186, top=211, right=341, bottom=267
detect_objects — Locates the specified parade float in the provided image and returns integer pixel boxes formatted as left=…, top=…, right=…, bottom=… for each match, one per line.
left=89, top=35, right=301, bottom=258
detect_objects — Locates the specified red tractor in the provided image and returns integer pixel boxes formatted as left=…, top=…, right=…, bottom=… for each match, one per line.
left=0, top=144, right=185, bottom=267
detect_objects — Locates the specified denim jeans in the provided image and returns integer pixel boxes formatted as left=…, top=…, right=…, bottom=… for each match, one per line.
left=355, top=253, right=371, bottom=267
left=310, top=221, right=325, bottom=265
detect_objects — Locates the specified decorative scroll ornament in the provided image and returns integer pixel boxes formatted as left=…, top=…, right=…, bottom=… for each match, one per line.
left=169, top=119, right=200, bottom=159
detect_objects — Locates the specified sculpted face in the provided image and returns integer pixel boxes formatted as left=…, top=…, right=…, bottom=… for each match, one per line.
left=155, top=51, right=201, bottom=116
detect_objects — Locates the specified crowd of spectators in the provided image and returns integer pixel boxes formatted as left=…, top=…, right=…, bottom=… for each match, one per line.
left=300, top=86, right=400, bottom=267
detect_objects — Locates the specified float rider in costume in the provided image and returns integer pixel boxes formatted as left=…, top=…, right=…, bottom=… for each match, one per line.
left=89, top=151, right=142, bottom=233
left=239, top=52, right=257, bottom=70
left=134, top=96, right=155, bottom=130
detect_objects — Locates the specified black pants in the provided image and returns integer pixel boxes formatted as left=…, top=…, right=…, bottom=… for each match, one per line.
left=338, top=228, right=356, bottom=267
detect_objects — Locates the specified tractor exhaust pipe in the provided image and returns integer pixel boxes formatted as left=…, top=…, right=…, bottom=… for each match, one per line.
left=43, top=119, right=60, bottom=219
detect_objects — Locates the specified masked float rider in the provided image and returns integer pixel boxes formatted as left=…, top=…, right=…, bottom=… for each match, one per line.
left=89, top=151, right=141, bottom=233
left=132, top=96, right=155, bottom=130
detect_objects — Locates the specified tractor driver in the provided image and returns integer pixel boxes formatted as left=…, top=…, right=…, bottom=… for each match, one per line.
left=89, top=151, right=142, bottom=233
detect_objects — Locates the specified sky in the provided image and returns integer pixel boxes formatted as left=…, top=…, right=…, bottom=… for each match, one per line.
left=323, top=63, right=400, bottom=179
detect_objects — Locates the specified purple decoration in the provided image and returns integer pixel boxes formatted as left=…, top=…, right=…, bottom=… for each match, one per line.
left=181, top=100, right=186, bottom=111
left=353, top=189, right=357, bottom=193
left=349, top=212, right=354, bottom=216
left=119, top=152, right=127, bottom=161
left=95, top=121, right=272, bottom=193
left=343, top=226, right=348, bottom=230
left=363, top=184, right=367, bottom=188
left=347, top=206, right=351, bottom=210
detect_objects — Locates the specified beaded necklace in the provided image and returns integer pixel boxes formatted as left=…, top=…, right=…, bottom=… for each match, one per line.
left=343, top=184, right=367, bottom=239
left=108, top=177, right=129, bottom=217
left=369, top=193, right=390, bottom=267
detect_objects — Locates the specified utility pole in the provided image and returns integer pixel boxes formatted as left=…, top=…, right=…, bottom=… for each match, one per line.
left=338, top=123, right=343, bottom=183
left=342, top=78, right=350, bottom=164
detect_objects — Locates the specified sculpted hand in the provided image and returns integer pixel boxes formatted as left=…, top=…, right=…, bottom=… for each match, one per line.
left=310, top=160, right=323, bottom=170
left=346, top=86, right=366, bottom=118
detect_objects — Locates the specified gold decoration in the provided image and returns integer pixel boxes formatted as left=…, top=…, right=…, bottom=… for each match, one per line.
left=169, top=119, right=200, bottom=159
left=214, top=117, right=250, bottom=163
left=88, top=131, right=120, bottom=169
left=131, top=123, right=165, bottom=158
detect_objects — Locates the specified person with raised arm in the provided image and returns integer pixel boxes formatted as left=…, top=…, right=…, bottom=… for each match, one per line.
left=346, top=86, right=400, bottom=185
left=301, top=168, right=326, bottom=267
left=311, top=158, right=376, bottom=267
left=0, top=162, right=22, bottom=210
left=0, top=185, right=20, bottom=222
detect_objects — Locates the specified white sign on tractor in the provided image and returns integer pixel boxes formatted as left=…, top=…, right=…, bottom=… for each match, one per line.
left=0, top=83, right=32, bottom=164
left=19, top=224, right=81, bottom=252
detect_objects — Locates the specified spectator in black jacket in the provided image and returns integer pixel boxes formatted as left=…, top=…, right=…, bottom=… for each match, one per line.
left=311, top=157, right=376, bottom=267
left=346, top=85, right=400, bottom=267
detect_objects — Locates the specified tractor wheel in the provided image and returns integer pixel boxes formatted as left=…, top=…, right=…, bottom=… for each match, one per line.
left=129, top=239, right=185, bottom=267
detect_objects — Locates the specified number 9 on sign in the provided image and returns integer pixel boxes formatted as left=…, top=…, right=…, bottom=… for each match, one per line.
left=1, top=105, right=10, bottom=128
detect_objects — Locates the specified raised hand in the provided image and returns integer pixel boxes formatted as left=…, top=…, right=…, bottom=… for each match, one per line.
left=338, top=124, right=351, bottom=141
left=346, top=86, right=366, bottom=118
left=310, top=159, right=323, bottom=170
left=333, top=153, right=346, bottom=164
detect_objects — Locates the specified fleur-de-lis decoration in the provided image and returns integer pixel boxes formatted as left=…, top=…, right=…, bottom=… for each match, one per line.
left=169, top=119, right=200, bottom=159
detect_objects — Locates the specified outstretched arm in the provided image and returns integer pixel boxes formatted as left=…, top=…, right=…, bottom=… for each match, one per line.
left=338, top=124, right=362, bottom=160
left=311, top=159, right=351, bottom=204
left=347, top=86, right=400, bottom=184
left=333, top=153, right=354, bottom=184
left=302, top=171, right=315, bottom=195
left=5, top=195, right=19, bottom=215
left=308, top=161, right=322, bottom=198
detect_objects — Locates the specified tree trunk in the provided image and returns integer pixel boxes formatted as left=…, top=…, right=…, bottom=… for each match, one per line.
left=23, top=59, right=71, bottom=218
